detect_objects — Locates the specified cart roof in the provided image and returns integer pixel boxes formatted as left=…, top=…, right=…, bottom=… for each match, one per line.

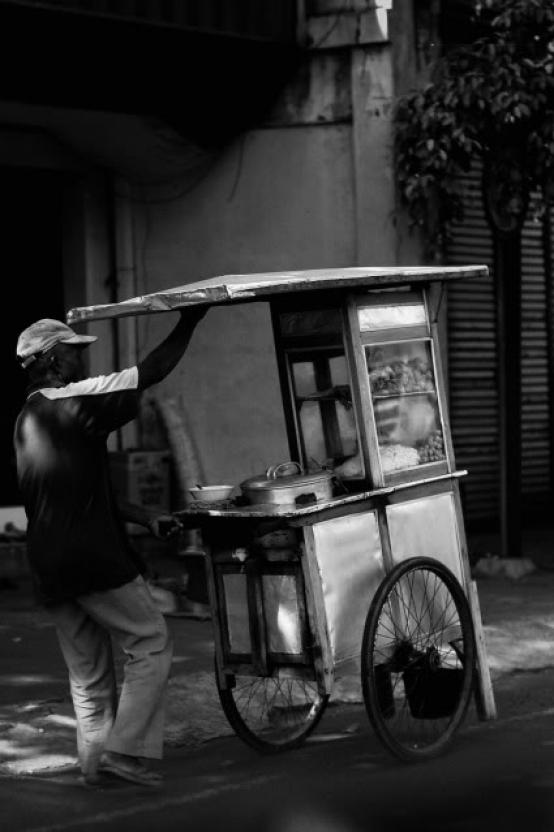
left=66, top=264, right=488, bottom=324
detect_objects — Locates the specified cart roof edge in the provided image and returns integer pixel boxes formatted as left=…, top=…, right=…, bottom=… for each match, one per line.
left=66, top=264, right=488, bottom=324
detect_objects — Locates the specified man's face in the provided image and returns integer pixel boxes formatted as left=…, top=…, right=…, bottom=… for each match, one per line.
left=49, top=343, right=88, bottom=383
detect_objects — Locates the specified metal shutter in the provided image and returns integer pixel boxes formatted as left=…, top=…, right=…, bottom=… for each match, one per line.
left=446, top=166, right=551, bottom=527
left=446, top=167, right=499, bottom=525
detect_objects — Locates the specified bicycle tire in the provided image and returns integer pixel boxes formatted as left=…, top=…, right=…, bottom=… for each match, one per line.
left=217, top=661, right=329, bottom=754
left=361, top=556, right=475, bottom=762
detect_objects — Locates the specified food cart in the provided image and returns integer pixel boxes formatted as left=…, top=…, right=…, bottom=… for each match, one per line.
left=68, top=265, right=496, bottom=762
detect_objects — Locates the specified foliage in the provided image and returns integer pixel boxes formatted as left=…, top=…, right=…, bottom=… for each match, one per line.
left=395, top=0, right=554, bottom=255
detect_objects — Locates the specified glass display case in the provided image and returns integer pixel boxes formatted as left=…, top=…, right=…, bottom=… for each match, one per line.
left=274, top=288, right=449, bottom=488
left=276, top=307, right=365, bottom=481
left=366, top=340, right=445, bottom=475
left=289, top=352, right=362, bottom=477
left=349, top=288, right=450, bottom=486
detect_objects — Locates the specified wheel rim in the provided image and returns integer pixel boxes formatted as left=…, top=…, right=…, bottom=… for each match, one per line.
left=221, top=674, right=326, bottom=749
left=363, top=561, right=474, bottom=758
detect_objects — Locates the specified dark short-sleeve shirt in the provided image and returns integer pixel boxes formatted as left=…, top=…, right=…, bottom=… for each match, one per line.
left=14, top=367, right=144, bottom=605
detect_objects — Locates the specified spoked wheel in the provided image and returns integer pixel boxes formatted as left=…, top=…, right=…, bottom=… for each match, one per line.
left=217, top=667, right=329, bottom=754
left=361, top=557, right=475, bottom=761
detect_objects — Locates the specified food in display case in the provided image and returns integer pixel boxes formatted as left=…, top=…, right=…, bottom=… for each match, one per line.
left=416, top=429, right=445, bottom=464
left=366, top=341, right=446, bottom=474
left=334, top=450, right=363, bottom=478
left=373, top=396, right=436, bottom=445
left=369, top=356, right=435, bottom=396
left=380, top=444, right=420, bottom=474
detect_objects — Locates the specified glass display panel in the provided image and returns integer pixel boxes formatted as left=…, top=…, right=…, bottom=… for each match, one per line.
left=366, top=340, right=445, bottom=475
left=222, top=573, right=251, bottom=653
left=358, top=302, right=426, bottom=332
left=292, top=361, right=317, bottom=397
left=290, top=352, right=363, bottom=479
left=262, top=575, right=303, bottom=654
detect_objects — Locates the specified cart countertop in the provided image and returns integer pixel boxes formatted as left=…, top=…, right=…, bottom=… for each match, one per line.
left=66, top=265, right=488, bottom=323
left=175, top=490, right=377, bottom=520
left=174, top=471, right=468, bottom=521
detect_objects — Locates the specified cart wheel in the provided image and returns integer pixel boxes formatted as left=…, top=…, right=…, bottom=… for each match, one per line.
left=361, top=557, right=475, bottom=762
left=217, top=665, right=329, bottom=754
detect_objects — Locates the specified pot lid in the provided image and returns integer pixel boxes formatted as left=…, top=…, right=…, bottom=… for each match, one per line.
left=241, top=461, right=333, bottom=492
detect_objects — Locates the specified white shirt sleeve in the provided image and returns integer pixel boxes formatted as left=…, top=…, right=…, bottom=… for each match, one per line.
left=39, top=367, right=139, bottom=399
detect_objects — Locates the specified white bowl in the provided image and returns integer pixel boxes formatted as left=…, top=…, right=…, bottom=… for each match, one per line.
left=189, top=485, right=235, bottom=503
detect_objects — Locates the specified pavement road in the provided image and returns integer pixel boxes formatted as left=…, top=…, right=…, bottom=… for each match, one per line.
left=2, top=668, right=554, bottom=832
left=4, top=565, right=554, bottom=832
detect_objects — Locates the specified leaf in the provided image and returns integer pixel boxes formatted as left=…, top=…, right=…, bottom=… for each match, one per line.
left=393, top=0, right=554, bottom=251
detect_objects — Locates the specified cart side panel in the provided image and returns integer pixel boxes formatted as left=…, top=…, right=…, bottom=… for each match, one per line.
left=386, top=492, right=463, bottom=581
left=311, top=511, right=384, bottom=671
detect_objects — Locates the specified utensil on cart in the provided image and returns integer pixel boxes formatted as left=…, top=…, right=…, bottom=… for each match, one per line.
left=189, top=484, right=235, bottom=503
left=240, top=461, right=334, bottom=507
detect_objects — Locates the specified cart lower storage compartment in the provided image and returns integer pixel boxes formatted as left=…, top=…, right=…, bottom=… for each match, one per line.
left=212, top=524, right=311, bottom=666
left=221, top=569, right=305, bottom=657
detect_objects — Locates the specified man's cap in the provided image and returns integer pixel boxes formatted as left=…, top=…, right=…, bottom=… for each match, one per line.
left=16, top=319, right=97, bottom=369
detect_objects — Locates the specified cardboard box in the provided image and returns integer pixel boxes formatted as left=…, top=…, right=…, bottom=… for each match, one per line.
left=0, top=542, right=29, bottom=579
left=109, top=451, right=171, bottom=532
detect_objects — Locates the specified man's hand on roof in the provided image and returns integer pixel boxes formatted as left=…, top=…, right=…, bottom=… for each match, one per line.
left=137, top=305, right=208, bottom=390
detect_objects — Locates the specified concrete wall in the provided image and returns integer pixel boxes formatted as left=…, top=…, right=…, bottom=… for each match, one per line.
left=132, top=123, right=356, bottom=486
left=0, top=1, right=434, bottom=508
left=117, top=0, right=427, bottom=492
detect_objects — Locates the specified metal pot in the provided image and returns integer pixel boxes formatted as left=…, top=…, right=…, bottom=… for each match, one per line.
left=241, top=461, right=334, bottom=507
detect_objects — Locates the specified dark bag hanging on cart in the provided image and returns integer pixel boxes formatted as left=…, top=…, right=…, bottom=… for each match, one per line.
left=403, top=663, right=465, bottom=719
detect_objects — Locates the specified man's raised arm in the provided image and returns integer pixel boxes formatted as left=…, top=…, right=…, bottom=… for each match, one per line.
left=137, top=306, right=207, bottom=391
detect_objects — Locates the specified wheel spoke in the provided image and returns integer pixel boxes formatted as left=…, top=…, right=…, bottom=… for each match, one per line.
left=219, top=670, right=328, bottom=752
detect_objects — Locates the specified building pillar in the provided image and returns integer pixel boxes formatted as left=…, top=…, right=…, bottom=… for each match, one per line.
left=306, top=0, right=397, bottom=265
left=351, top=44, right=396, bottom=265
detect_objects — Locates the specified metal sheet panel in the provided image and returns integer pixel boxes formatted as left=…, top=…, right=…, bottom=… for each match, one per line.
left=67, top=266, right=488, bottom=324
left=312, top=511, right=384, bottom=669
left=386, top=493, right=463, bottom=583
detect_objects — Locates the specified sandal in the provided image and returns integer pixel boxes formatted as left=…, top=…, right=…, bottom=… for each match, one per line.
left=99, top=753, right=163, bottom=787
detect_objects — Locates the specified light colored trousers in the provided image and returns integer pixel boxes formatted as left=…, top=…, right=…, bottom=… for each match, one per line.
left=49, top=575, right=173, bottom=776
